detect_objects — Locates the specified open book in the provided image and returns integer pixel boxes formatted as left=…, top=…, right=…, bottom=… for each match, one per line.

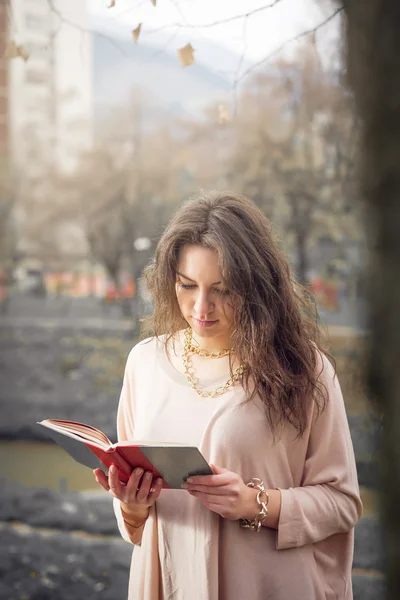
left=37, top=419, right=213, bottom=489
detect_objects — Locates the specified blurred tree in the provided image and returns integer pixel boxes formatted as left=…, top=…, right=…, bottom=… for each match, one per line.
left=0, top=163, right=17, bottom=270
left=229, top=42, right=361, bottom=283
left=176, top=103, right=233, bottom=193
left=336, top=0, right=400, bottom=597
left=12, top=128, right=86, bottom=274
left=72, top=96, right=181, bottom=315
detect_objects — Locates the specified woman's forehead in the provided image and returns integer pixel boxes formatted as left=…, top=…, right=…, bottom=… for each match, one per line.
left=177, top=245, right=222, bottom=280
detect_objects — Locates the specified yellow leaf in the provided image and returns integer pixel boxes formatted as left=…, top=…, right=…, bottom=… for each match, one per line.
left=5, top=41, right=29, bottom=62
left=108, top=0, right=116, bottom=7
left=132, top=23, right=142, bottom=44
left=218, top=104, right=230, bottom=125
left=177, top=43, right=194, bottom=68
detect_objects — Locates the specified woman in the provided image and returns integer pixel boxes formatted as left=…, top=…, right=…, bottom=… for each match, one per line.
left=94, top=191, right=362, bottom=600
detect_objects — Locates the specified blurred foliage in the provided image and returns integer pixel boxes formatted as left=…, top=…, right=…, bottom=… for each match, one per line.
left=325, top=330, right=368, bottom=415
left=3, top=39, right=364, bottom=290
left=63, top=334, right=134, bottom=396
left=72, top=328, right=368, bottom=413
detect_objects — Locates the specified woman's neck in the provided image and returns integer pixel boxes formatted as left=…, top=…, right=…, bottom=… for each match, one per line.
left=190, top=331, right=232, bottom=353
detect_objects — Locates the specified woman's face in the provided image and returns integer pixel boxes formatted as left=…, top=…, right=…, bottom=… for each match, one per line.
left=175, top=244, right=235, bottom=347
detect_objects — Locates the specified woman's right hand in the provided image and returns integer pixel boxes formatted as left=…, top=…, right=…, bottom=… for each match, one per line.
left=94, top=464, right=163, bottom=515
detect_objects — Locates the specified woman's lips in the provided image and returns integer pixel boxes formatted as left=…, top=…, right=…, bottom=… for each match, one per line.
left=192, top=317, right=218, bottom=328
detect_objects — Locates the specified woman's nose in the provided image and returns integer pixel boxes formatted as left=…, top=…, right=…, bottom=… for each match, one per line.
left=194, top=291, right=214, bottom=316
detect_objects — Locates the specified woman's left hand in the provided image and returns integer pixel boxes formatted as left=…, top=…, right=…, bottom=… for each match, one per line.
left=181, top=464, right=256, bottom=520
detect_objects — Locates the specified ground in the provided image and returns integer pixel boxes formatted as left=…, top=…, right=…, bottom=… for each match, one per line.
left=0, top=317, right=385, bottom=599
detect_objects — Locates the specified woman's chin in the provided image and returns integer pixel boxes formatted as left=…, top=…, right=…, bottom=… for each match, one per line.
left=191, top=322, right=232, bottom=343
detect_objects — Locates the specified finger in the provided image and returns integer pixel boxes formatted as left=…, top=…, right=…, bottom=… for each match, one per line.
left=183, top=483, right=230, bottom=495
left=126, top=467, right=144, bottom=494
left=147, top=477, right=163, bottom=501
left=93, top=469, right=110, bottom=491
left=108, top=464, right=125, bottom=497
left=185, top=473, right=232, bottom=487
left=210, top=464, right=228, bottom=475
left=136, top=471, right=153, bottom=502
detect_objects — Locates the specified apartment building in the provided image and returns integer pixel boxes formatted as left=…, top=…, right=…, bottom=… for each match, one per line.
left=0, top=0, right=9, bottom=175
left=8, top=0, right=93, bottom=174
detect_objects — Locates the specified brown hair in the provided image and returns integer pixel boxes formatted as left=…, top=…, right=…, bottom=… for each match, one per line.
left=144, top=191, right=334, bottom=437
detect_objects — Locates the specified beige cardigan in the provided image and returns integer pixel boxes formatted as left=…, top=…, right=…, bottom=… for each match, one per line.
left=113, top=336, right=362, bottom=600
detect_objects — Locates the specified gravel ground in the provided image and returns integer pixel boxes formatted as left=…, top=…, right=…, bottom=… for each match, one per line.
left=0, top=325, right=135, bottom=442
left=0, top=478, right=386, bottom=600
left=0, top=524, right=131, bottom=600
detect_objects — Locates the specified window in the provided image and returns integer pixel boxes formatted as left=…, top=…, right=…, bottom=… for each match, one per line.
left=27, top=41, right=50, bottom=59
left=25, top=13, right=49, bottom=32
left=25, top=69, right=48, bottom=85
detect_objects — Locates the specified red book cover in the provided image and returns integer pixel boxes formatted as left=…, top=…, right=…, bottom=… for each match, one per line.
left=88, top=444, right=167, bottom=487
left=37, top=419, right=212, bottom=489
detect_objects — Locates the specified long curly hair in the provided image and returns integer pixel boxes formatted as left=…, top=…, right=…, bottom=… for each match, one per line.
left=144, top=191, right=335, bottom=438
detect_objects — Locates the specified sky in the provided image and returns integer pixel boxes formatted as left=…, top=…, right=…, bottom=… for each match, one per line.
left=89, top=0, right=342, bottom=79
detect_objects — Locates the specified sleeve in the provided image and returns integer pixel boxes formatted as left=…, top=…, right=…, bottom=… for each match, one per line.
left=112, top=347, right=145, bottom=546
left=276, top=351, right=363, bottom=550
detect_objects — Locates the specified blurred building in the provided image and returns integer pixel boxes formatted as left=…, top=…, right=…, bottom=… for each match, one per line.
left=8, top=0, right=93, bottom=175
left=0, top=0, right=9, bottom=174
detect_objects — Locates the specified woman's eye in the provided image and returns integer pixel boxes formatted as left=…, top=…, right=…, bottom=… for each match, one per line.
left=177, top=282, right=229, bottom=296
left=179, top=283, right=196, bottom=290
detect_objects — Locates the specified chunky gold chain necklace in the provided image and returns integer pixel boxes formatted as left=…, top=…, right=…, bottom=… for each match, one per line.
left=182, top=327, right=244, bottom=398
left=184, top=327, right=233, bottom=358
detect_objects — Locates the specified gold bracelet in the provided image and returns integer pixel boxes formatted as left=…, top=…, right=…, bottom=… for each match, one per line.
left=123, top=518, right=146, bottom=529
left=240, top=478, right=269, bottom=533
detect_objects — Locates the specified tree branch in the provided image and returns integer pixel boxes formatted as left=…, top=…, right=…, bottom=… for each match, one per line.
left=47, top=0, right=127, bottom=57
left=232, top=14, right=249, bottom=117
left=144, top=0, right=284, bottom=34
left=237, top=7, right=344, bottom=85
left=45, top=0, right=344, bottom=118
left=108, top=0, right=151, bottom=20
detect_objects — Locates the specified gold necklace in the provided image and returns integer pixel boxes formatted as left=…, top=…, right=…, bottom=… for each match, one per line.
left=184, top=327, right=234, bottom=359
left=182, top=328, right=244, bottom=398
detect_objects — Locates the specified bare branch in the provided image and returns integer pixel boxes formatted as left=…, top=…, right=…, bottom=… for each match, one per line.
left=44, top=0, right=343, bottom=118
left=47, top=0, right=127, bottom=57
left=237, top=7, right=344, bottom=85
left=232, top=15, right=249, bottom=117
left=148, top=28, right=179, bottom=59
left=169, top=0, right=188, bottom=25
left=109, top=0, right=156, bottom=20
left=144, top=0, right=284, bottom=34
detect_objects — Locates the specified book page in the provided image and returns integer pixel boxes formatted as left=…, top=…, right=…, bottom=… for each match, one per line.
left=40, top=419, right=112, bottom=447
left=116, top=440, right=192, bottom=447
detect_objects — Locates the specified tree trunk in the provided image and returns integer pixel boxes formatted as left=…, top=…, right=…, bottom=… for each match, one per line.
left=287, top=192, right=310, bottom=285
left=295, top=228, right=308, bottom=286
left=340, top=1, right=400, bottom=596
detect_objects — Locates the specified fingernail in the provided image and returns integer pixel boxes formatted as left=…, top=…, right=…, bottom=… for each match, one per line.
left=181, top=483, right=188, bottom=489
left=145, top=472, right=151, bottom=479
left=186, top=478, right=193, bottom=483
left=137, top=468, right=144, bottom=475
left=156, top=478, right=163, bottom=485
